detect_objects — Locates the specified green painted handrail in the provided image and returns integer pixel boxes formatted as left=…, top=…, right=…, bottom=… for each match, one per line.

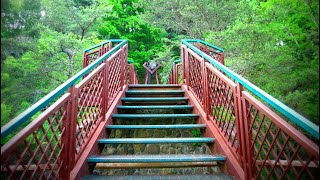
left=1, top=39, right=128, bottom=139
left=182, top=39, right=319, bottom=139
left=84, top=40, right=110, bottom=53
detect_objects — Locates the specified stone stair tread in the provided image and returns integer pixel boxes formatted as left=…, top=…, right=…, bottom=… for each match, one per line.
left=117, top=105, right=193, bottom=109
left=122, top=97, right=188, bottom=101
left=87, top=154, right=226, bottom=163
left=82, top=174, right=234, bottom=180
left=112, top=114, right=198, bottom=118
left=107, top=124, right=206, bottom=129
left=98, top=137, right=215, bottom=144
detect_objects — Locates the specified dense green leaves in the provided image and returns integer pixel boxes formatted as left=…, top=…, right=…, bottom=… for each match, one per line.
left=1, top=0, right=319, bottom=127
left=98, top=0, right=167, bottom=79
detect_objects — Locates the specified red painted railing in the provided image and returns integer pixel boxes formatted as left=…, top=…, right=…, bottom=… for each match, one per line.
left=176, top=39, right=319, bottom=179
left=126, top=63, right=139, bottom=84
left=167, top=60, right=182, bottom=84
left=1, top=40, right=138, bottom=179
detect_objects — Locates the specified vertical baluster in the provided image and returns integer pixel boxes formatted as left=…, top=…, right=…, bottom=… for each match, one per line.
left=181, top=46, right=185, bottom=84
left=82, top=52, right=87, bottom=69
left=99, top=44, right=104, bottom=57
left=184, top=48, right=190, bottom=89
left=105, top=61, right=110, bottom=109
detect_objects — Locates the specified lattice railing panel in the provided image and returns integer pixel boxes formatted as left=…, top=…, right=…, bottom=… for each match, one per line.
left=243, top=92, right=319, bottom=180
left=1, top=94, right=70, bottom=180
left=126, top=64, right=130, bottom=84
left=75, top=64, right=105, bottom=159
left=206, top=63, right=239, bottom=158
left=85, top=50, right=100, bottom=67
left=188, top=51, right=203, bottom=104
left=107, top=52, right=122, bottom=107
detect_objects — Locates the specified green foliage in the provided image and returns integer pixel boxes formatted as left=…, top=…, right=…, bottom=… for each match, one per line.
left=191, top=129, right=202, bottom=147
left=204, top=0, right=319, bottom=124
left=191, top=129, right=201, bottom=137
left=1, top=0, right=318, bottom=140
left=1, top=0, right=104, bottom=125
left=98, top=0, right=167, bottom=81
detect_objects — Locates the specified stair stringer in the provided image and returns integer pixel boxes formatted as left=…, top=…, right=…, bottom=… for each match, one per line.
left=70, top=85, right=128, bottom=180
left=181, top=85, right=245, bottom=180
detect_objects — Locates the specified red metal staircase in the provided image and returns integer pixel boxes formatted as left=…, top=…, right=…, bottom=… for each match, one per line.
left=1, top=39, right=318, bottom=180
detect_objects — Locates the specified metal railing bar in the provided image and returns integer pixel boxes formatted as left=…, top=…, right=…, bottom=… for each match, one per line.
left=1, top=40, right=128, bottom=139
left=182, top=39, right=319, bottom=139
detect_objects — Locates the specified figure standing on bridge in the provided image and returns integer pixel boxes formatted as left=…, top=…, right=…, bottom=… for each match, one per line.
left=143, top=60, right=161, bottom=84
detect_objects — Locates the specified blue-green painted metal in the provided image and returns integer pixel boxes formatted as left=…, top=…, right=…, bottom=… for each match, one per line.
left=122, top=97, right=188, bottom=102
left=107, top=124, right=206, bottom=129
left=112, top=114, right=198, bottom=119
left=84, top=40, right=110, bottom=53
left=1, top=39, right=128, bottom=139
left=128, top=84, right=181, bottom=87
left=126, top=90, right=184, bottom=95
left=87, top=154, right=226, bottom=163
left=98, top=138, right=214, bottom=144
left=82, top=174, right=234, bottom=180
left=182, top=39, right=319, bottom=139
left=117, top=105, right=193, bottom=109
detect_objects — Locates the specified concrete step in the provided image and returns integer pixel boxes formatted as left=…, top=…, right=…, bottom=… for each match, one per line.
left=87, top=154, right=226, bottom=164
left=106, top=124, right=206, bottom=129
left=98, top=138, right=214, bottom=144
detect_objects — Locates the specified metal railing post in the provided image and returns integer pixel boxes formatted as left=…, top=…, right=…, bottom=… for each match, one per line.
left=184, top=47, right=190, bottom=89
left=82, top=52, right=87, bottom=69
left=235, top=82, right=252, bottom=179
left=67, top=85, right=78, bottom=175
left=202, top=59, right=209, bottom=119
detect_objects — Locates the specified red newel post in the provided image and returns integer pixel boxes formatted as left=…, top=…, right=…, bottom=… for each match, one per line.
left=181, top=45, right=185, bottom=84
left=60, top=97, right=71, bottom=180
left=219, top=53, right=225, bottom=65
left=235, top=83, right=252, bottom=179
left=240, top=87, right=255, bottom=179
left=67, top=85, right=78, bottom=177
left=184, top=47, right=190, bottom=89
